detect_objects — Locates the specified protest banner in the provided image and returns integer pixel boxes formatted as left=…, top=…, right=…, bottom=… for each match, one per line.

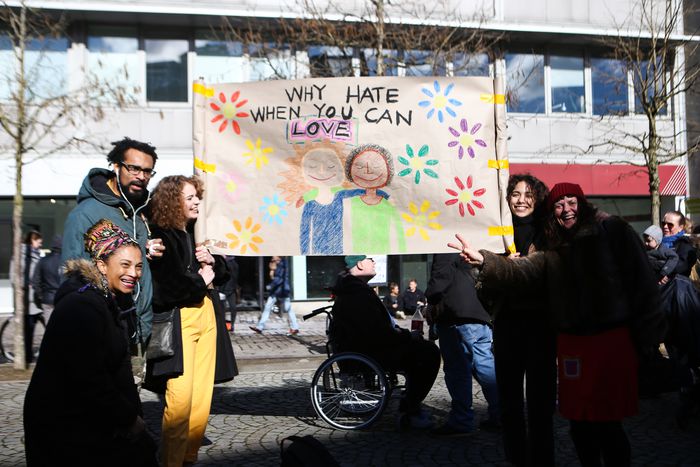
left=192, top=76, right=513, bottom=256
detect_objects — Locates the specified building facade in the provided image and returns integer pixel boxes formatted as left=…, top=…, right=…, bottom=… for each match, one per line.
left=0, top=0, right=692, bottom=312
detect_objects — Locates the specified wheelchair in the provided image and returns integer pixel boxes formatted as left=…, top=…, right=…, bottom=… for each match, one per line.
left=303, top=305, right=403, bottom=430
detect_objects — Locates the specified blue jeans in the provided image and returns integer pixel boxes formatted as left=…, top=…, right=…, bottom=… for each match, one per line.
left=437, top=322, right=500, bottom=430
left=257, top=296, right=298, bottom=331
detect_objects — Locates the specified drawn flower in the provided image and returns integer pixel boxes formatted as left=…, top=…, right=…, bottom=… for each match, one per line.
left=220, top=172, right=246, bottom=203
left=401, top=200, right=443, bottom=241
left=259, top=193, right=288, bottom=225
left=445, top=176, right=486, bottom=217
left=418, top=80, right=462, bottom=123
left=397, top=144, right=439, bottom=184
left=242, top=138, right=273, bottom=169
left=226, top=217, right=263, bottom=254
left=448, top=118, right=487, bottom=159
left=210, top=91, right=249, bottom=135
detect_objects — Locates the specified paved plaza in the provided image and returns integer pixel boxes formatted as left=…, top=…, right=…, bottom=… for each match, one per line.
left=1, top=307, right=699, bottom=466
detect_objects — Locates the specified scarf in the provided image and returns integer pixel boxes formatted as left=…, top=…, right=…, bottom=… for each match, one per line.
left=661, top=231, right=685, bottom=249
left=513, top=214, right=537, bottom=256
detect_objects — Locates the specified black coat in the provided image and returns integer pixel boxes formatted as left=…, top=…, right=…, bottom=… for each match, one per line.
left=24, top=260, right=144, bottom=465
left=144, top=226, right=237, bottom=393
left=672, top=236, right=698, bottom=277
left=330, top=272, right=411, bottom=367
left=425, top=253, right=491, bottom=326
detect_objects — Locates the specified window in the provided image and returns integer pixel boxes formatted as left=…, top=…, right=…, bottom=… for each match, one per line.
left=195, top=35, right=245, bottom=83
left=362, top=49, right=398, bottom=76
left=634, top=59, right=668, bottom=116
left=145, top=38, right=189, bottom=102
left=506, top=53, right=545, bottom=113
left=453, top=53, right=490, bottom=77
left=591, top=58, right=628, bottom=115
left=23, top=37, right=69, bottom=99
left=248, top=43, right=294, bottom=81
left=404, top=50, right=445, bottom=77
left=308, top=46, right=354, bottom=77
left=0, top=35, right=13, bottom=100
left=87, top=26, right=140, bottom=101
left=550, top=55, right=584, bottom=113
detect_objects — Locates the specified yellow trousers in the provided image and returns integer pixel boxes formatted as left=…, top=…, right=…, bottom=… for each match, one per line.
left=161, top=296, right=217, bottom=466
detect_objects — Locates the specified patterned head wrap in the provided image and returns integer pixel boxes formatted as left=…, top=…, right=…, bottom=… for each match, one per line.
left=84, top=219, right=138, bottom=261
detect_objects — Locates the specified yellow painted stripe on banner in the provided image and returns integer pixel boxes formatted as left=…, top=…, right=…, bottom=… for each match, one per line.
left=507, top=243, right=517, bottom=254
left=480, top=94, right=506, bottom=104
left=488, top=225, right=514, bottom=236
left=194, top=158, right=216, bottom=173
left=193, top=83, right=215, bottom=98
left=488, top=159, right=509, bottom=169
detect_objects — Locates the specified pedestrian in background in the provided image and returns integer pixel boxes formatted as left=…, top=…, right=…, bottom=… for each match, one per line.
left=250, top=256, right=300, bottom=336
left=426, top=253, right=500, bottom=436
left=451, top=182, right=666, bottom=467
left=398, top=278, right=426, bottom=316
left=662, top=210, right=697, bottom=277
left=217, top=255, right=239, bottom=332
left=31, top=234, right=63, bottom=325
left=643, top=225, right=679, bottom=285
left=492, top=174, right=556, bottom=466
left=383, top=281, right=405, bottom=319
left=10, top=230, right=43, bottom=364
left=144, top=175, right=237, bottom=467
left=24, top=219, right=157, bottom=466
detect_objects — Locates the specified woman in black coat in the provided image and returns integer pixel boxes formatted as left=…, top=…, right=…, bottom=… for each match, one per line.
left=24, top=219, right=157, bottom=466
left=144, top=175, right=237, bottom=467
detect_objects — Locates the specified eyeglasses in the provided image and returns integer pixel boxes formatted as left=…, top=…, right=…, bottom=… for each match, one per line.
left=120, top=162, right=156, bottom=178
left=661, top=222, right=675, bottom=228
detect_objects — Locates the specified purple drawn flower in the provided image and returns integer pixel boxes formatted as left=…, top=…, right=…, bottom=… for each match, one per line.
left=448, top=119, right=487, bottom=159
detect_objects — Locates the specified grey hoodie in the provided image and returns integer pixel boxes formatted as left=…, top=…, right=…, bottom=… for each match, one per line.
left=61, top=168, right=153, bottom=342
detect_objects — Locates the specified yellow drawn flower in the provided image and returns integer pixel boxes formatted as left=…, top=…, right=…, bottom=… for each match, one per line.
left=401, top=200, right=442, bottom=241
left=226, top=216, right=263, bottom=254
left=242, top=138, right=273, bottom=169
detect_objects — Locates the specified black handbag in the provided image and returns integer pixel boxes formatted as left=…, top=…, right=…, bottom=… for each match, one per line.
left=146, top=309, right=176, bottom=360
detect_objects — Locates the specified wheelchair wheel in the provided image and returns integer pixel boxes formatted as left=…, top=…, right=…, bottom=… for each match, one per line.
left=310, top=352, right=390, bottom=430
left=0, top=316, right=45, bottom=363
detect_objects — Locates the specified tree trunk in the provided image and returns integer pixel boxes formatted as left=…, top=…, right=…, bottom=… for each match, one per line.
left=647, top=118, right=661, bottom=226
left=374, top=0, right=385, bottom=76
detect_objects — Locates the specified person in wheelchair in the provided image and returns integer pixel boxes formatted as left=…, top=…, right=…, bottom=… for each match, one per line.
left=330, top=255, right=441, bottom=430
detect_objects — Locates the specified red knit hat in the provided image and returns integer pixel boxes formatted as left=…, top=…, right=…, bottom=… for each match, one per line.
left=547, top=182, right=585, bottom=209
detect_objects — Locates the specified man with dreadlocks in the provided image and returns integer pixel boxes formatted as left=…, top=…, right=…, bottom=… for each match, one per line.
left=62, top=137, right=164, bottom=344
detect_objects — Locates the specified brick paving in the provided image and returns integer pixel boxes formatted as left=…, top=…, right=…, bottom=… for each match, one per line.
left=0, top=304, right=699, bottom=466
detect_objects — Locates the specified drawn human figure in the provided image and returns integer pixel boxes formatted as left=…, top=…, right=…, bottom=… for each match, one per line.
left=278, top=140, right=367, bottom=255
left=345, top=144, right=406, bottom=253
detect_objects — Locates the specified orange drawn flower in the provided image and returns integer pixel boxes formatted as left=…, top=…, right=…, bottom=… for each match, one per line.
left=210, top=91, right=249, bottom=135
left=226, top=217, right=263, bottom=254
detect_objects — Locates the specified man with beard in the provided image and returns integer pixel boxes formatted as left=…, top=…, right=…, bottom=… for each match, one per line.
left=62, top=138, right=163, bottom=345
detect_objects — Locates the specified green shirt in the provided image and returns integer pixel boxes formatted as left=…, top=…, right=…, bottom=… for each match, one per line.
left=350, top=197, right=406, bottom=253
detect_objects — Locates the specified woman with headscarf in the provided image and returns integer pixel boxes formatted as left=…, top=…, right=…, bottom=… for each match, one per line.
left=450, top=182, right=666, bottom=467
left=24, top=219, right=156, bottom=466
left=144, top=175, right=237, bottom=467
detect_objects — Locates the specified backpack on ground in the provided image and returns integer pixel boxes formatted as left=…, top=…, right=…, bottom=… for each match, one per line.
left=280, top=435, right=341, bottom=467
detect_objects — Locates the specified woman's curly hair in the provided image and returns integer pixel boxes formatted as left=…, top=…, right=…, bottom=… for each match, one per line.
left=149, top=175, right=204, bottom=229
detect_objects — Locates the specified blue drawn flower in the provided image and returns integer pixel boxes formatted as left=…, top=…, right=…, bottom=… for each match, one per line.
left=448, top=118, right=487, bottom=159
left=397, top=144, right=439, bottom=184
left=259, top=193, right=288, bottom=225
left=418, top=80, right=462, bottom=123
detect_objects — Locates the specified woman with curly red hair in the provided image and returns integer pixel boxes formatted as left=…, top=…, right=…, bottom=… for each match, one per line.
left=144, top=175, right=237, bottom=467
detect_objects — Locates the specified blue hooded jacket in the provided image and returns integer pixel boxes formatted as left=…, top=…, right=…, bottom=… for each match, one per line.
left=61, top=168, right=153, bottom=342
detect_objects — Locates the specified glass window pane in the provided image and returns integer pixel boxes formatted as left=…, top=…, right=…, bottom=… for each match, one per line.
left=404, top=50, right=445, bottom=77
left=362, top=49, right=398, bottom=76
left=87, top=26, right=138, bottom=53
left=550, top=55, right=584, bottom=113
left=306, top=256, right=346, bottom=298
left=247, top=43, right=293, bottom=81
left=24, top=38, right=68, bottom=99
left=195, top=38, right=243, bottom=57
left=145, top=38, right=189, bottom=102
left=308, top=46, right=353, bottom=78
left=453, top=53, right=490, bottom=77
left=0, top=35, right=14, bottom=100
left=87, top=27, right=140, bottom=101
left=591, top=58, right=628, bottom=115
left=506, top=53, right=544, bottom=113
left=634, top=59, right=667, bottom=116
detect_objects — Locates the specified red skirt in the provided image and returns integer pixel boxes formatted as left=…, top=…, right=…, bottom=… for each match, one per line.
left=557, top=326, right=638, bottom=421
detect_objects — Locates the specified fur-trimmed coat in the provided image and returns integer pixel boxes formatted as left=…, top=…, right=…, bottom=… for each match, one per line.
left=479, top=216, right=667, bottom=351
left=24, top=259, right=143, bottom=464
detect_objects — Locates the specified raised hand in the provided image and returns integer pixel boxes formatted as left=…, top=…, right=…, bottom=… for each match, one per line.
left=447, top=233, right=484, bottom=265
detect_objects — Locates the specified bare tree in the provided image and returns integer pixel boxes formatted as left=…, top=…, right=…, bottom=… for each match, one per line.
left=0, top=1, right=134, bottom=369
left=588, top=0, right=700, bottom=225
left=219, top=0, right=500, bottom=80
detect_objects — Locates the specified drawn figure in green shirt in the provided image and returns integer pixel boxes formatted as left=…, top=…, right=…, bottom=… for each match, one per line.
left=345, top=143, right=406, bottom=253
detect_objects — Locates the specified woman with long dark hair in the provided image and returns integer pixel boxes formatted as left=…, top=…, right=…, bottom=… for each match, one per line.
left=24, top=219, right=156, bottom=466
left=144, top=175, right=237, bottom=467
left=451, top=182, right=666, bottom=466
left=493, top=174, right=556, bottom=467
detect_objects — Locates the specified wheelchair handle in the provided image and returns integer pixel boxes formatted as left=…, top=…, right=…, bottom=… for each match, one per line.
left=303, top=305, right=333, bottom=321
